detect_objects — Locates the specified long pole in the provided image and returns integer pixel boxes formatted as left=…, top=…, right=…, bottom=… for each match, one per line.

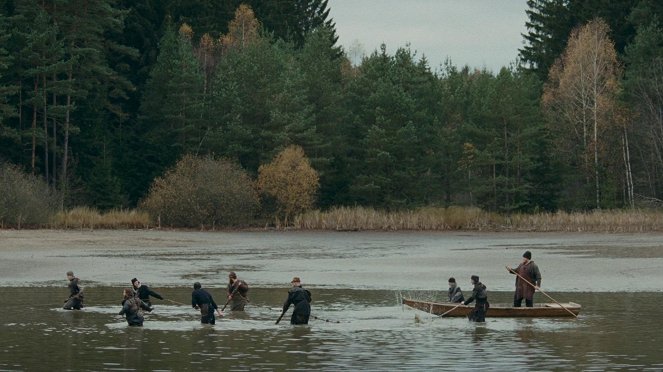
left=276, top=309, right=287, bottom=324
left=437, top=302, right=464, bottom=318
left=506, top=266, right=578, bottom=318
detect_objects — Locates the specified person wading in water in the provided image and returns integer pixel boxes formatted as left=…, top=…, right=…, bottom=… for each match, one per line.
left=119, top=288, right=152, bottom=326
left=191, top=282, right=220, bottom=324
left=63, top=271, right=84, bottom=310
left=507, top=250, right=542, bottom=307
left=226, top=272, right=249, bottom=311
left=463, top=275, right=489, bottom=322
left=281, top=277, right=311, bottom=325
left=131, top=278, right=163, bottom=308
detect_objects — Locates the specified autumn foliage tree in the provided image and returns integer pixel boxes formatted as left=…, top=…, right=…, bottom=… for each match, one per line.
left=257, top=145, right=319, bottom=225
left=543, top=18, right=626, bottom=209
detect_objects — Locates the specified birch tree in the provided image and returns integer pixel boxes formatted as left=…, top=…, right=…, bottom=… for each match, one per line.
left=543, top=18, right=624, bottom=209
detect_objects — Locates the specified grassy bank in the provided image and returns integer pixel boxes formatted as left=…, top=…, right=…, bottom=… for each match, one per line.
left=51, top=207, right=151, bottom=229
left=294, top=206, right=663, bottom=233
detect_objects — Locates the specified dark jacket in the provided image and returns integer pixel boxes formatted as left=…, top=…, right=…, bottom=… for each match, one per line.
left=463, top=282, right=488, bottom=306
left=448, top=285, right=464, bottom=303
left=63, top=277, right=84, bottom=310
left=119, top=297, right=152, bottom=326
left=192, top=288, right=218, bottom=324
left=464, top=281, right=489, bottom=322
left=283, top=286, right=311, bottom=325
left=134, top=284, right=163, bottom=304
left=68, top=277, right=82, bottom=298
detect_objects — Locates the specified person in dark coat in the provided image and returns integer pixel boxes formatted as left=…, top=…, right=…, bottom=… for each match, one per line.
left=507, top=250, right=542, bottom=307
left=131, top=278, right=163, bottom=307
left=191, top=282, right=220, bottom=324
left=119, top=288, right=152, bottom=326
left=463, top=275, right=489, bottom=322
left=226, top=271, right=249, bottom=311
left=447, top=277, right=465, bottom=303
left=282, top=277, right=311, bottom=325
left=63, top=271, right=84, bottom=310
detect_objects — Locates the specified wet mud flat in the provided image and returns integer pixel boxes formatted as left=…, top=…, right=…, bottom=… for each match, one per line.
left=1, top=229, right=662, bottom=292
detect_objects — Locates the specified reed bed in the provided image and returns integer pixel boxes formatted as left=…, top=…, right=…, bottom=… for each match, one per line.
left=294, top=206, right=663, bottom=232
left=52, top=207, right=152, bottom=229
left=293, top=206, right=502, bottom=231
left=504, top=210, right=663, bottom=232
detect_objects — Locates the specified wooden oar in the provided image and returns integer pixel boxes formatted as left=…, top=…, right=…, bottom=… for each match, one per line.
left=437, top=302, right=464, bottom=318
left=506, top=265, right=578, bottom=318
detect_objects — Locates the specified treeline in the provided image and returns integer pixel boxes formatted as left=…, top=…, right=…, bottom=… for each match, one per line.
left=2, top=0, right=663, bottom=229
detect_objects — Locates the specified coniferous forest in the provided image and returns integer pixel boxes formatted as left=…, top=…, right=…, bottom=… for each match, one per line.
left=2, top=0, right=663, bottom=227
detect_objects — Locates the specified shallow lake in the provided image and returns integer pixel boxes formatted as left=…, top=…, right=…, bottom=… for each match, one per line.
left=1, top=230, right=662, bottom=370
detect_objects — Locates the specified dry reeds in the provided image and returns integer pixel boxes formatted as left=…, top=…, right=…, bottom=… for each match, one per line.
left=505, top=210, right=663, bottom=232
left=293, top=206, right=501, bottom=231
left=294, top=206, right=663, bottom=232
left=52, top=207, right=151, bottom=229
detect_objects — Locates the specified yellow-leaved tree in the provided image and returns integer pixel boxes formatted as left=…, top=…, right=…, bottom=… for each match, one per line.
left=220, top=4, right=260, bottom=51
left=258, top=145, right=319, bottom=226
left=543, top=18, right=629, bottom=209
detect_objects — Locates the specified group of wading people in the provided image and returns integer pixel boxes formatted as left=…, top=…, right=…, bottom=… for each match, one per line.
left=63, top=250, right=542, bottom=325
left=446, top=250, right=542, bottom=322
left=63, top=271, right=312, bottom=327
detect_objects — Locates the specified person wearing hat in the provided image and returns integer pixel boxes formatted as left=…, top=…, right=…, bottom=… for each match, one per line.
left=447, top=277, right=465, bottom=303
left=191, top=282, right=220, bottom=324
left=63, top=271, right=84, bottom=310
left=131, top=278, right=163, bottom=308
left=226, top=272, right=249, bottom=311
left=507, top=250, right=542, bottom=307
left=462, top=275, right=489, bottom=322
left=119, top=288, right=152, bottom=326
left=281, top=277, right=311, bottom=325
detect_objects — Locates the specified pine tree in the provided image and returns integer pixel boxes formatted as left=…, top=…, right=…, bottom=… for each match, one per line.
left=139, top=22, right=205, bottom=178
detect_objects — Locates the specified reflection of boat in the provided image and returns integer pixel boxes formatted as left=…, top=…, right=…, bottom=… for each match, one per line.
left=402, top=298, right=581, bottom=318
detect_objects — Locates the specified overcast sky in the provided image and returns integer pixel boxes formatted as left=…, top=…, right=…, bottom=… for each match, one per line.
left=327, top=0, right=529, bottom=72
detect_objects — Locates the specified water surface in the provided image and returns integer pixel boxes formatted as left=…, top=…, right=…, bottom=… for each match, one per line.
left=1, top=230, right=662, bottom=370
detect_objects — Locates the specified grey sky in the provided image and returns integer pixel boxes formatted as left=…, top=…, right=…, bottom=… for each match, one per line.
left=328, top=0, right=529, bottom=72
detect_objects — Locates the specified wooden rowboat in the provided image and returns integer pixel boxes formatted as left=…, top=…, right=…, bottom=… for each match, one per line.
left=402, top=298, right=581, bottom=318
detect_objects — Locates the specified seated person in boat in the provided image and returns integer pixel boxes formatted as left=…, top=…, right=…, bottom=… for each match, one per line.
left=447, top=277, right=464, bottom=303
left=463, top=275, right=489, bottom=322
left=507, top=250, right=542, bottom=307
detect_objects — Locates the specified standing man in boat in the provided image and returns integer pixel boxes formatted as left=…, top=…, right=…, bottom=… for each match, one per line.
left=131, top=278, right=164, bottom=308
left=282, top=277, right=311, bottom=325
left=463, top=275, right=489, bottom=322
left=119, top=288, right=152, bottom=326
left=63, top=271, right=84, bottom=310
left=447, top=277, right=464, bottom=303
left=191, top=282, right=220, bottom=324
left=507, top=250, right=542, bottom=307
left=226, top=271, right=249, bottom=311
